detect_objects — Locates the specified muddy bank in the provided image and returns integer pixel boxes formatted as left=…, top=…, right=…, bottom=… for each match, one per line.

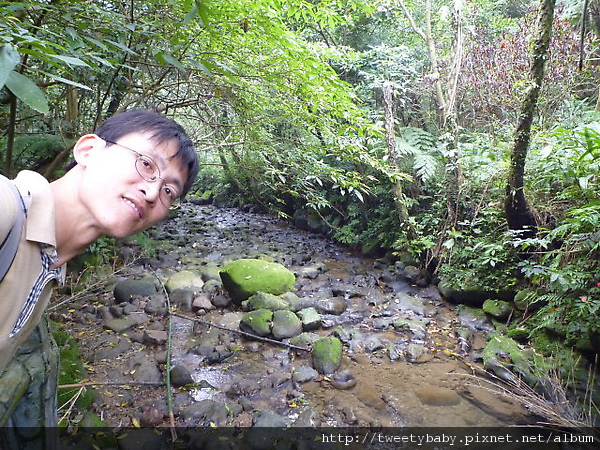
left=51, top=204, right=534, bottom=428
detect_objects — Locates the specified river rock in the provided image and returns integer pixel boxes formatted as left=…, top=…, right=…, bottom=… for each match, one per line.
left=165, top=270, right=205, bottom=293
left=170, top=365, right=194, bottom=387
left=271, top=310, right=302, bottom=339
left=239, top=309, right=273, bottom=337
left=182, top=399, right=230, bottom=425
left=127, top=353, right=162, bottom=383
left=314, top=298, right=347, bottom=315
left=393, top=316, right=428, bottom=340
left=311, top=336, right=342, bottom=375
left=169, top=288, right=194, bottom=311
left=219, top=259, right=296, bottom=303
left=142, top=330, right=168, bottom=346
left=242, top=292, right=290, bottom=312
left=414, top=387, right=461, bottom=406
left=292, top=366, right=319, bottom=385
left=297, top=307, right=322, bottom=331
left=482, top=299, right=513, bottom=320
left=113, top=279, right=157, bottom=303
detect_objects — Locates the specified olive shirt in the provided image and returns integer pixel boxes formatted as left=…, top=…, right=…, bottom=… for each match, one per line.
left=0, top=170, right=64, bottom=372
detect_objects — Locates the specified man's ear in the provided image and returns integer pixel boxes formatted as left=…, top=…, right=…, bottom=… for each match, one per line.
left=72, top=134, right=104, bottom=167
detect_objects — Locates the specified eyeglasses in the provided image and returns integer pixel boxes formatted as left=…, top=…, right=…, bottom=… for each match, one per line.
left=103, top=139, right=181, bottom=209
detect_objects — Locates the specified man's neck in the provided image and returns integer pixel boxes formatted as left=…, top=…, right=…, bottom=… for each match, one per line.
left=50, top=170, right=102, bottom=268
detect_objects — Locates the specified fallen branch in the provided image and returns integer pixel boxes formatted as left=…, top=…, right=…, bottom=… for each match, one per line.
left=171, top=312, right=311, bottom=353
left=58, top=381, right=163, bottom=389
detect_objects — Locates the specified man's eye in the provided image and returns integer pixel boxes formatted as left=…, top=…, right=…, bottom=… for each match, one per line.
left=163, top=186, right=177, bottom=199
left=140, top=158, right=154, bottom=171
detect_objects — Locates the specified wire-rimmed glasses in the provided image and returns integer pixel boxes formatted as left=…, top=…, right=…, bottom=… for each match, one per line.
left=103, top=139, right=181, bottom=209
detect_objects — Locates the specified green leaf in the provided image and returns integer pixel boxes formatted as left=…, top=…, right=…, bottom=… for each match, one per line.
left=0, top=44, right=20, bottom=90
left=5, top=71, right=49, bottom=115
left=160, top=53, right=185, bottom=70
left=48, top=54, right=89, bottom=67
left=41, top=72, right=92, bottom=91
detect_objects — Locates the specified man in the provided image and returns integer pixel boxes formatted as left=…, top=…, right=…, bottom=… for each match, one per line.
left=0, top=109, right=198, bottom=447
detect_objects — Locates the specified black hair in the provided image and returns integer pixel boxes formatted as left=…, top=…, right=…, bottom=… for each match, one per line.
left=70, top=110, right=198, bottom=198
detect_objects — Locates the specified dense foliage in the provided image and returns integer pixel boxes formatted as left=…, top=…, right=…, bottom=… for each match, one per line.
left=2, top=0, right=600, bottom=406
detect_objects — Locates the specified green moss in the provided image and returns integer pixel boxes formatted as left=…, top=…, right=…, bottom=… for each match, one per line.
left=52, top=324, right=95, bottom=410
left=220, top=259, right=295, bottom=302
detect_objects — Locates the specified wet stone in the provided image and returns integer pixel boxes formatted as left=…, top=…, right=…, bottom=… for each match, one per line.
left=166, top=270, right=205, bottom=293
left=292, top=366, right=319, bottom=385
left=311, top=336, right=342, bottom=375
left=414, top=387, right=461, bottom=407
left=142, top=330, right=168, bottom=346
left=242, top=292, right=290, bottom=312
left=297, top=307, right=322, bottom=331
left=169, top=288, right=195, bottom=311
left=271, top=310, right=302, bottom=340
left=314, top=298, right=347, bottom=315
left=113, top=279, right=157, bottom=303
left=239, top=309, right=273, bottom=337
left=170, top=365, right=194, bottom=387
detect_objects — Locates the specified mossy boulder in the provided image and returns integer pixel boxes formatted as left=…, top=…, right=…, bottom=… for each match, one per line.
left=220, top=259, right=295, bottom=303
left=242, top=292, right=290, bottom=312
left=311, top=336, right=343, bottom=375
left=482, top=299, right=513, bottom=321
left=239, top=309, right=273, bottom=337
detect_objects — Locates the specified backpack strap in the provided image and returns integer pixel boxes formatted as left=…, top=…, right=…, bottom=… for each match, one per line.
left=0, top=177, right=26, bottom=283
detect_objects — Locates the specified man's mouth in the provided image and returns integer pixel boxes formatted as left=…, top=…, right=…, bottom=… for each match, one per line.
left=124, top=197, right=142, bottom=218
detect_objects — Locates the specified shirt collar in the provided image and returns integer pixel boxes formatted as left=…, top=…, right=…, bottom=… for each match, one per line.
left=13, top=170, right=56, bottom=247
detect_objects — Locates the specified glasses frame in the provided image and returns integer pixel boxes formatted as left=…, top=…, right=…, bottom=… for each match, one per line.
left=102, top=138, right=181, bottom=210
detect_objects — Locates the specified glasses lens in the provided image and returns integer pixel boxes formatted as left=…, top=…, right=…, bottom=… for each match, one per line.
left=160, top=185, right=181, bottom=209
left=135, top=156, right=159, bottom=181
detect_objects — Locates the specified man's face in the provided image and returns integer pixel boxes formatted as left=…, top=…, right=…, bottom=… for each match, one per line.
left=77, top=132, right=188, bottom=238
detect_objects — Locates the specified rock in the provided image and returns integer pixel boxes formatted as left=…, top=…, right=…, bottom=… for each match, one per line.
left=169, top=288, right=194, bottom=311
left=405, top=343, right=431, bottom=363
left=330, top=369, right=357, bottom=390
left=165, top=270, right=204, bottom=293
left=314, top=298, right=347, bottom=315
left=457, top=305, right=494, bottom=332
left=393, top=316, right=428, bottom=340
left=104, top=317, right=139, bottom=333
left=219, top=259, right=295, bottom=303
left=271, top=310, right=302, bottom=339
left=252, top=409, right=287, bottom=427
left=311, top=336, right=342, bottom=375
left=170, top=365, right=194, bottom=387
left=144, top=295, right=167, bottom=315
left=140, top=406, right=163, bottom=427
left=239, top=309, right=273, bottom=337
left=296, top=307, right=322, bottom=331
left=182, top=399, right=230, bottom=425
left=127, top=353, right=162, bottom=383
left=356, top=384, right=386, bottom=409
left=242, top=292, right=290, bottom=312
left=482, top=299, right=513, bottom=320
left=289, top=332, right=319, bottom=349
left=402, top=265, right=428, bottom=286
left=142, top=330, right=168, bottom=346
left=414, top=387, right=461, bottom=406
left=113, top=279, right=157, bottom=303
left=292, top=367, right=319, bottom=385
left=192, top=294, right=215, bottom=312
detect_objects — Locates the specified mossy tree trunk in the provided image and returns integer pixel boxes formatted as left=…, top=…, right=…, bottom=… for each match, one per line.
left=505, top=0, right=556, bottom=235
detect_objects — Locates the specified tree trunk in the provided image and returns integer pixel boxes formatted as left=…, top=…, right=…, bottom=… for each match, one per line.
left=383, top=83, right=418, bottom=242
left=505, top=0, right=556, bottom=235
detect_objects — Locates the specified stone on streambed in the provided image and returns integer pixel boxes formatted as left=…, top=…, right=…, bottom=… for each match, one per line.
left=297, top=307, right=322, bottom=331
left=311, top=336, right=343, bottom=375
left=240, top=309, right=273, bottom=337
left=414, top=386, right=461, bottom=407
left=271, top=310, right=302, bottom=339
left=220, top=259, right=295, bottom=303
left=170, top=365, right=194, bottom=387
left=113, top=279, right=157, bottom=303
left=242, top=292, right=290, bottom=312
left=165, top=270, right=204, bottom=293
left=482, top=299, right=513, bottom=321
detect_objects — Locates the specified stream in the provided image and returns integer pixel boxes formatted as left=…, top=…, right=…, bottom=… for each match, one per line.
left=54, top=203, right=534, bottom=432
